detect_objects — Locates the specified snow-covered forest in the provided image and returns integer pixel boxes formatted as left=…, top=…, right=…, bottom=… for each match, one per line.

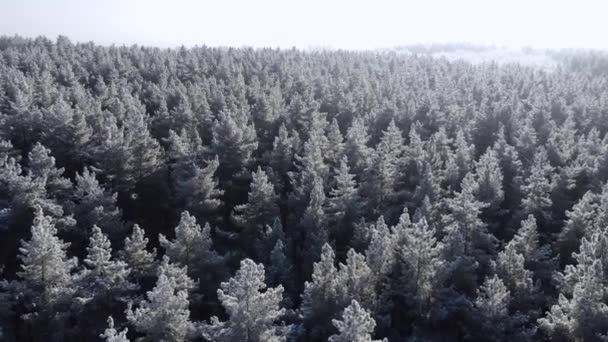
left=1, top=36, right=608, bottom=341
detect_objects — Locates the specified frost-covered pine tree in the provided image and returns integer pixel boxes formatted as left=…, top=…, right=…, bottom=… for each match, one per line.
left=157, top=255, right=196, bottom=294
left=126, top=273, right=193, bottom=342
left=231, top=167, right=280, bottom=255
left=177, top=157, right=224, bottom=223
left=473, top=275, right=534, bottom=341
left=101, top=316, right=130, bottom=342
left=119, top=224, right=157, bottom=279
left=79, top=226, right=135, bottom=301
left=474, top=148, right=505, bottom=232
left=69, top=167, right=125, bottom=241
left=300, top=175, right=329, bottom=272
left=521, top=147, right=554, bottom=228
left=328, top=300, right=386, bottom=342
left=395, top=215, right=443, bottom=316
left=159, top=211, right=224, bottom=286
left=201, top=259, right=288, bottom=342
left=211, top=110, right=258, bottom=182
left=363, top=119, right=404, bottom=216
left=344, top=116, right=372, bottom=178
left=327, top=156, right=363, bottom=224
left=14, top=208, right=77, bottom=338
left=300, top=243, right=341, bottom=340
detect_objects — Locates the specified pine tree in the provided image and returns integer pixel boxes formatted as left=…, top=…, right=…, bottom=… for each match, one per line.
left=363, top=119, right=404, bottom=216
left=334, top=249, right=376, bottom=311
left=395, top=216, right=443, bottom=316
left=326, top=156, right=364, bottom=245
left=443, top=172, right=496, bottom=274
left=27, top=142, right=72, bottom=200
left=557, top=191, right=600, bottom=265
left=267, top=238, right=294, bottom=292
left=343, top=116, right=372, bottom=178
left=299, top=175, right=328, bottom=273
left=202, top=259, right=288, bottom=342
left=157, top=256, right=197, bottom=294
left=474, top=148, right=504, bottom=212
left=446, top=130, right=474, bottom=192
left=14, top=208, right=77, bottom=338
left=231, top=167, right=280, bottom=255
left=507, top=215, right=555, bottom=286
left=69, top=167, right=125, bottom=241
left=300, top=243, right=341, bottom=340
left=269, top=124, right=299, bottom=196
left=540, top=258, right=608, bottom=341
left=79, top=226, right=135, bottom=301
left=126, top=273, right=193, bottom=342
left=211, top=110, right=258, bottom=185
left=159, top=211, right=224, bottom=286
left=326, top=118, right=345, bottom=168
left=177, top=157, right=224, bottom=223
left=473, top=275, right=534, bottom=341
left=493, top=242, right=539, bottom=314
left=119, top=224, right=157, bottom=280
left=521, top=147, right=554, bottom=227
left=328, top=300, right=386, bottom=342
left=288, top=113, right=330, bottom=218
left=101, top=316, right=130, bottom=342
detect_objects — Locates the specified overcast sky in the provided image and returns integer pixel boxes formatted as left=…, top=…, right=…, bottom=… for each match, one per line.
left=0, top=0, right=606, bottom=50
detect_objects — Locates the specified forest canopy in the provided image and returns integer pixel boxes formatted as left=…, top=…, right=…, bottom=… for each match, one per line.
left=1, top=35, right=608, bottom=341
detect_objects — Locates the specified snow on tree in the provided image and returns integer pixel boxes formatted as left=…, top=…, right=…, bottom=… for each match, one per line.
left=395, top=215, right=443, bottom=315
left=326, top=156, right=364, bottom=245
left=159, top=211, right=224, bottom=286
left=521, top=147, right=554, bottom=227
left=126, top=273, right=194, bottom=342
left=343, top=116, right=372, bottom=178
left=69, top=167, right=125, bottom=241
left=363, top=119, right=404, bottom=216
left=101, top=316, right=130, bottom=342
left=211, top=110, right=258, bottom=183
left=156, top=256, right=196, bottom=294
left=201, top=258, right=288, bottom=342
left=299, top=175, right=329, bottom=272
left=79, top=226, right=135, bottom=301
left=16, top=208, right=77, bottom=308
left=231, top=167, right=280, bottom=255
left=177, top=157, right=224, bottom=223
left=328, top=300, right=387, bottom=342
left=119, top=224, right=157, bottom=279
left=300, top=243, right=341, bottom=340
left=473, top=275, right=534, bottom=341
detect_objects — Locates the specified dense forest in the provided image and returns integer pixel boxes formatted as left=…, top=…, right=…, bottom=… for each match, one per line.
left=1, top=35, right=608, bottom=341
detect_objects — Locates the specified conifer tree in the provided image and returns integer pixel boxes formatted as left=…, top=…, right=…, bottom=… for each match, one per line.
left=343, top=116, right=372, bottom=178
left=363, top=119, right=404, bottom=216
left=202, top=259, right=288, bottom=342
left=119, top=224, right=157, bottom=279
left=521, top=147, right=554, bottom=227
left=79, top=226, right=135, bottom=301
left=177, top=157, right=224, bottom=223
left=211, top=110, right=258, bottom=185
left=473, top=275, right=534, bottom=341
left=126, top=273, right=194, bottom=342
left=231, top=167, right=280, bottom=255
left=300, top=244, right=341, bottom=341
left=159, top=211, right=224, bottom=286
left=328, top=300, right=386, bottom=342
left=14, top=208, right=77, bottom=339
left=101, top=316, right=130, bottom=342
left=326, top=156, right=364, bottom=245
left=69, top=167, right=125, bottom=241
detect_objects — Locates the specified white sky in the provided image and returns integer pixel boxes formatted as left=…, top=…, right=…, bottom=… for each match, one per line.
left=0, top=0, right=606, bottom=50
